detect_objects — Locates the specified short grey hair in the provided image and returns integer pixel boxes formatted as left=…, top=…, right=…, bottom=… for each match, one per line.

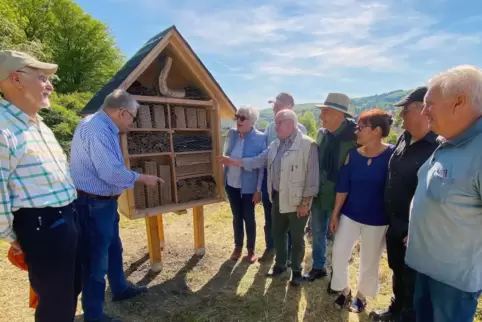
left=428, top=65, right=482, bottom=112
left=102, top=89, right=139, bottom=114
left=237, top=105, right=259, bottom=126
left=276, top=109, right=298, bottom=129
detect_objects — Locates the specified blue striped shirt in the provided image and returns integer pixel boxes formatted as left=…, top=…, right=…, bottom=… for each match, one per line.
left=70, top=110, right=140, bottom=196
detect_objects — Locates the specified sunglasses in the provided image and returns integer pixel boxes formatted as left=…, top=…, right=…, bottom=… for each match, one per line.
left=234, top=115, right=248, bottom=122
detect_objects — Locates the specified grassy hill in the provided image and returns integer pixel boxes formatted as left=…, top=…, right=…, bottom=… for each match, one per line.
left=257, top=89, right=410, bottom=124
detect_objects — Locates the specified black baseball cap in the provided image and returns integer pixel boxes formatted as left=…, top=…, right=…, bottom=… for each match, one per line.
left=394, top=86, right=428, bottom=107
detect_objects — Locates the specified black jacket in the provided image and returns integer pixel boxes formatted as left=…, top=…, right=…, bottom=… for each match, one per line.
left=385, top=131, right=439, bottom=238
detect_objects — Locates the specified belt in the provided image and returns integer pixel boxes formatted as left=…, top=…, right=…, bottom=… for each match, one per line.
left=77, top=190, right=120, bottom=200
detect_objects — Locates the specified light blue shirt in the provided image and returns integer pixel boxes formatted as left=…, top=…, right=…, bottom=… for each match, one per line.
left=226, top=137, right=244, bottom=188
left=264, top=121, right=307, bottom=145
left=70, top=110, right=140, bottom=196
left=405, top=117, right=482, bottom=293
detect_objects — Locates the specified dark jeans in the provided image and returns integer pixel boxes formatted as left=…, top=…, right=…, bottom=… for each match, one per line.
left=271, top=191, right=308, bottom=272
left=226, top=185, right=256, bottom=250
left=13, top=204, right=82, bottom=322
left=261, top=168, right=292, bottom=253
left=414, top=271, right=481, bottom=322
left=386, top=232, right=416, bottom=321
left=75, top=194, right=128, bottom=320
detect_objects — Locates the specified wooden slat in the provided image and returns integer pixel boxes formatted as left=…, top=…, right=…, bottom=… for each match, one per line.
left=132, top=95, right=213, bottom=107
left=177, top=172, right=213, bottom=180
left=173, top=106, right=186, bottom=128
left=175, top=150, right=213, bottom=155
left=175, top=153, right=211, bottom=166
left=144, top=161, right=160, bottom=207
left=158, top=165, right=173, bottom=204
left=197, top=109, right=208, bottom=129
left=129, top=152, right=172, bottom=158
left=152, top=104, right=167, bottom=128
left=193, top=206, right=205, bottom=255
left=145, top=216, right=162, bottom=272
left=133, top=197, right=223, bottom=219
left=129, top=128, right=170, bottom=132
left=185, top=107, right=198, bottom=128
left=211, top=102, right=224, bottom=199
left=167, top=104, right=179, bottom=204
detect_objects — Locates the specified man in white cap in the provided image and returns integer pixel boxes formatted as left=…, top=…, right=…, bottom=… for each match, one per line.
left=259, top=92, right=307, bottom=263
left=304, top=93, right=358, bottom=284
left=0, top=50, right=80, bottom=321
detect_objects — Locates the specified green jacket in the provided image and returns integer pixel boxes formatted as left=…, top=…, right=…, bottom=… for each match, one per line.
left=312, top=120, right=358, bottom=213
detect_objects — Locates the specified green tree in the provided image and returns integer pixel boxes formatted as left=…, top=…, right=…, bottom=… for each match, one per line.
left=257, top=119, right=269, bottom=130
left=384, top=130, right=399, bottom=145
left=298, top=111, right=317, bottom=138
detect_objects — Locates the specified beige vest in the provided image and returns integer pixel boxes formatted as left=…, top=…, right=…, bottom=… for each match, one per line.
left=267, top=131, right=314, bottom=214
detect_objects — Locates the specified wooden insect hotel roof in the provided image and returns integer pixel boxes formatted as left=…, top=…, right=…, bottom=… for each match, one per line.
left=79, top=25, right=236, bottom=118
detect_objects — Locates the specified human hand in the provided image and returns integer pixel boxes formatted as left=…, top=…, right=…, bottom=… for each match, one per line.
left=297, top=204, right=310, bottom=218
left=139, top=174, right=164, bottom=188
left=252, top=191, right=261, bottom=204
left=217, top=156, right=242, bottom=167
left=403, top=236, right=408, bottom=247
left=10, top=241, right=22, bottom=254
left=329, top=215, right=339, bottom=233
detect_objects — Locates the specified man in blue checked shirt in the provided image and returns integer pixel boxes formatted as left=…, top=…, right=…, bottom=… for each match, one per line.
left=70, top=89, right=163, bottom=322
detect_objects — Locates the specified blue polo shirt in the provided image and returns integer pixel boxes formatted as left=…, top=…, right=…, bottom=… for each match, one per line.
left=405, top=117, right=482, bottom=293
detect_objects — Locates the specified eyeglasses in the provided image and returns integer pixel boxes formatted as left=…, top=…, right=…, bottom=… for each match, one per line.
left=234, top=114, right=248, bottom=122
left=356, top=124, right=368, bottom=131
left=16, top=70, right=56, bottom=83
left=124, top=109, right=137, bottom=123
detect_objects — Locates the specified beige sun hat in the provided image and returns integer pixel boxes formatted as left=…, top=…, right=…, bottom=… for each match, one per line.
left=316, top=92, right=352, bottom=116
left=0, top=50, right=58, bottom=81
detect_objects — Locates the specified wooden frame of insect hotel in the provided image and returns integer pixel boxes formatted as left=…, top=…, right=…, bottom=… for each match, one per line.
left=80, top=25, right=236, bottom=272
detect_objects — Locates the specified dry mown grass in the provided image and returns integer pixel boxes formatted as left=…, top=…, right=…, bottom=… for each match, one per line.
left=1, top=202, right=481, bottom=322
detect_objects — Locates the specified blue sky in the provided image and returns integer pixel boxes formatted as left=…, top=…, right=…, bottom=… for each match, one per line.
left=76, top=0, right=482, bottom=110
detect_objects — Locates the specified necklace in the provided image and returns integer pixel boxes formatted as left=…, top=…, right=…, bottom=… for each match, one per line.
left=364, top=146, right=387, bottom=166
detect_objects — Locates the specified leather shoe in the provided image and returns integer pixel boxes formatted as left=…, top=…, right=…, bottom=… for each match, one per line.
left=266, top=266, right=286, bottom=277
left=303, top=268, right=327, bottom=281
left=112, top=285, right=148, bottom=302
left=290, top=271, right=304, bottom=287
left=259, top=249, right=274, bottom=262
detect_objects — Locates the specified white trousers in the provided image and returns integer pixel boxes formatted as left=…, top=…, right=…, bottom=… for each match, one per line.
left=331, top=215, right=388, bottom=297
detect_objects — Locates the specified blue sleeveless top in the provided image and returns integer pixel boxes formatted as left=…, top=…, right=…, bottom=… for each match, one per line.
left=335, top=145, right=394, bottom=226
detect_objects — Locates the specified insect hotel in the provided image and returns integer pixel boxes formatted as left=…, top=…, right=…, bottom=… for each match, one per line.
left=80, top=25, right=236, bottom=271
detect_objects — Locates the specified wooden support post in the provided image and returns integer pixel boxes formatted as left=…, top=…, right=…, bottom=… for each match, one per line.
left=157, top=215, right=165, bottom=251
left=193, top=206, right=205, bottom=256
left=145, top=216, right=162, bottom=272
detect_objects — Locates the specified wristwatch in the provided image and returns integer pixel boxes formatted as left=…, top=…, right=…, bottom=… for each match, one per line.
left=301, top=199, right=310, bottom=207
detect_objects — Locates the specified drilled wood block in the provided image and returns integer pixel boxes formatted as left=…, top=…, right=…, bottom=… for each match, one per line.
left=197, top=109, right=207, bottom=128
left=144, top=161, right=160, bottom=207
left=152, top=104, right=166, bottom=128
left=132, top=167, right=146, bottom=209
left=177, top=176, right=216, bottom=203
left=173, top=106, right=186, bottom=128
left=158, top=165, right=172, bottom=204
left=127, top=132, right=170, bottom=154
left=186, top=108, right=198, bottom=128
left=176, top=162, right=212, bottom=177
left=173, top=133, right=212, bottom=152
left=175, top=153, right=211, bottom=166
left=137, top=104, right=152, bottom=128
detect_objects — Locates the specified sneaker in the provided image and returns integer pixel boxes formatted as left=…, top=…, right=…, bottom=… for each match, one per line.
left=334, top=290, right=352, bottom=309
left=349, top=297, right=367, bottom=313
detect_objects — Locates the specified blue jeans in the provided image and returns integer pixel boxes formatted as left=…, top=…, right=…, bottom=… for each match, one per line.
left=310, top=206, right=330, bottom=270
left=414, top=271, right=481, bottom=322
left=75, top=194, right=128, bottom=320
left=226, top=185, right=256, bottom=249
left=261, top=168, right=291, bottom=253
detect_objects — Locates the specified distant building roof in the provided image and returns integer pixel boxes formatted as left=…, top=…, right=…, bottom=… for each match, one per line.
left=80, top=25, right=236, bottom=116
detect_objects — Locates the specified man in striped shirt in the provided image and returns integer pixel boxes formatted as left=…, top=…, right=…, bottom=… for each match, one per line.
left=70, top=89, right=163, bottom=322
left=0, top=50, right=81, bottom=321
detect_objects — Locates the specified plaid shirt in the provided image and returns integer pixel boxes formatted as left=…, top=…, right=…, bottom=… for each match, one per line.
left=0, top=99, right=77, bottom=242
